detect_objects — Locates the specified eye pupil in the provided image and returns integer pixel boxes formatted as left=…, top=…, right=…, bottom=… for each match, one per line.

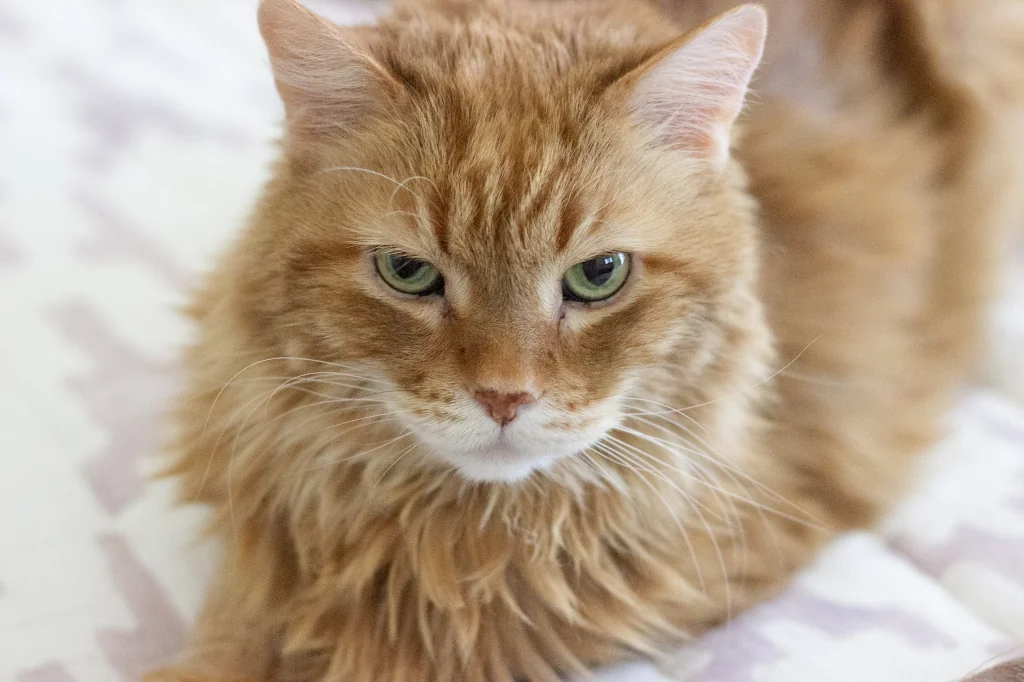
left=581, top=255, right=616, bottom=286
left=391, top=255, right=425, bottom=279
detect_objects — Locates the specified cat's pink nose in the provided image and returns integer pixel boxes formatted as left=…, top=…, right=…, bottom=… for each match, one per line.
left=474, top=390, right=536, bottom=426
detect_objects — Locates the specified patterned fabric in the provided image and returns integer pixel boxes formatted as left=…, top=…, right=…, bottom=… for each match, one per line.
left=1, top=1, right=1022, bottom=680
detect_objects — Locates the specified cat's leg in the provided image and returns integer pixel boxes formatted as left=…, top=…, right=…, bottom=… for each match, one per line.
left=142, top=559, right=281, bottom=682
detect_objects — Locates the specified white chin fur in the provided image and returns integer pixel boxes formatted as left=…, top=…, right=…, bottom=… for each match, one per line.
left=443, top=451, right=561, bottom=483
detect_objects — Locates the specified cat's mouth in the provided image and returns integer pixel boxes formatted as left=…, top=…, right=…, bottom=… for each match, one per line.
left=394, top=392, right=622, bottom=483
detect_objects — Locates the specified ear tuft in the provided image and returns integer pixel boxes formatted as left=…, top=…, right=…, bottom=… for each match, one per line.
left=627, top=4, right=767, bottom=167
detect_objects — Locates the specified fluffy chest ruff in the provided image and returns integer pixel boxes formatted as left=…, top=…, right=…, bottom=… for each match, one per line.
left=173, top=371, right=819, bottom=682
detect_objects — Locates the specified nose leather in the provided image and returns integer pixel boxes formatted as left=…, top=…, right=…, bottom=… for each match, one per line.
left=474, top=390, right=536, bottom=426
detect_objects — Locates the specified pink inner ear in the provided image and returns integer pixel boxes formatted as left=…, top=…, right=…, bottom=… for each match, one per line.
left=627, top=4, right=767, bottom=165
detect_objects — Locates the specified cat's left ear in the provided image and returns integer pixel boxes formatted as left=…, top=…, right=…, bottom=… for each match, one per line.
left=618, top=4, right=767, bottom=169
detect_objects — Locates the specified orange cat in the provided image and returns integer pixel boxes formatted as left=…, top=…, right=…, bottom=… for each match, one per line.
left=149, top=0, right=1024, bottom=680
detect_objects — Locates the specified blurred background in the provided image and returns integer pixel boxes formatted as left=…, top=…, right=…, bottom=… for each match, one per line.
left=0, top=1, right=1022, bottom=681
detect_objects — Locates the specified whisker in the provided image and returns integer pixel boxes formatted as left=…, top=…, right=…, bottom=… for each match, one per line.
left=618, top=417, right=827, bottom=532
left=576, top=448, right=627, bottom=493
left=201, top=355, right=392, bottom=443
left=675, top=338, right=820, bottom=414
left=624, top=404, right=815, bottom=515
left=318, top=166, right=427, bottom=201
left=300, top=428, right=417, bottom=476
left=614, top=423, right=740, bottom=529
left=592, top=443, right=707, bottom=593
left=604, top=436, right=734, bottom=615
left=621, top=396, right=711, bottom=436
left=374, top=441, right=421, bottom=485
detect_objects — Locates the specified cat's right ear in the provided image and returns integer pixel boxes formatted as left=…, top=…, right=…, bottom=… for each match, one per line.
left=258, top=0, right=402, bottom=151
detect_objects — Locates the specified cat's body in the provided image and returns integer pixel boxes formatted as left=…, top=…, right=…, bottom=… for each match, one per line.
left=151, top=1, right=1024, bottom=681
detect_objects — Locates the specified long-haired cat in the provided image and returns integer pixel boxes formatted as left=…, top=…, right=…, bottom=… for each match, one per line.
left=148, top=0, right=1024, bottom=680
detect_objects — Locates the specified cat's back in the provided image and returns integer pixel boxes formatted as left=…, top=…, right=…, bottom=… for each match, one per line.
left=718, top=0, right=1023, bottom=519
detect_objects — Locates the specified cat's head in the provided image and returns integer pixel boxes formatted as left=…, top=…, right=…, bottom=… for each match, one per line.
left=250, top=0, right=770, bottom=482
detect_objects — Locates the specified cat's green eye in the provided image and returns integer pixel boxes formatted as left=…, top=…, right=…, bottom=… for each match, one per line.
left=375, top=252, right=444, bottom=296
left=562, top=252, right=631, bottom=303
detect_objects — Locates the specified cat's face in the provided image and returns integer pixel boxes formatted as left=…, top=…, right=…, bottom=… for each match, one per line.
left=256, top=0, right=768, bottom=481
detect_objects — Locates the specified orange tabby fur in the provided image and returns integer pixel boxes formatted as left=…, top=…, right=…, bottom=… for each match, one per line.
left=149, top=1, right=1024, bottom=681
